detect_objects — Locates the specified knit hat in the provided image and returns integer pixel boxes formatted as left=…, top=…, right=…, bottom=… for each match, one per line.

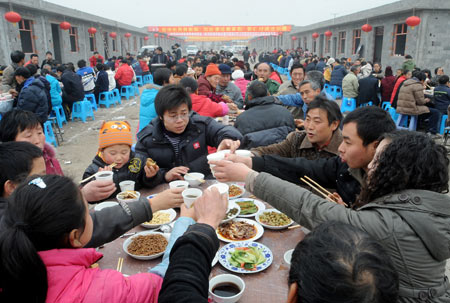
left=205, top=64, right=221, bottom=77
left=98, top=121, right=133, bottom=150
left=326, top=58, right=335, bottom=66
left=218, top=64, right=232, bottom=74
left=232, top=69, right=244, bottom=80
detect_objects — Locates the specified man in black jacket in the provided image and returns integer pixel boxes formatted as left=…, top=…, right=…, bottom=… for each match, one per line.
left=57, top=65, right=85, bottom=114
left=357, top=74, right=380, bottom=106
left=235, top=81, right=295, bottom=149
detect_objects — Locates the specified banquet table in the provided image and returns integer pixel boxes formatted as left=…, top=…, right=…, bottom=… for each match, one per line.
left=96, top=180, right=307, bottom=303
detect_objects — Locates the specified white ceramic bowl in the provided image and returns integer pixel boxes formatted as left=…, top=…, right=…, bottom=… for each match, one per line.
left=123, top=231, right=170, bottom=260
left=182, top=188, right=203, bottom=208
left=184, top=173, right=205, bottom=187
left=169, top=180, right=189, bottom=190
left=116, top=191, right=141, bottom=203
left=255, top=209, right=294, bottom=230
left=119, top=180, right=135, bottom=192
left=208, top=274, right=245, bottom=303
left=140, top=208, right=177, bottom=229
left=95, top=171, right=114, bottom=181
left=94, top=201, right=118, bottom=211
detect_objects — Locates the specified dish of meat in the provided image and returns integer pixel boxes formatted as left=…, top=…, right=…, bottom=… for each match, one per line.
left=216, top=218, right=264, bottom=243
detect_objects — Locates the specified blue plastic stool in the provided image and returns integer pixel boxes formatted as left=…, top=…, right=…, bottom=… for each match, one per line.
left=388, top=107, right=399, bottom=122
left=120, top=85, right=135, bottom=100
left=329, top=86, right=342, bottom=100
left=50, top=105, right=67, bottom=128
left=396, top=114, right=418, bottom=131
left=341, top=97, right=356, bottom=113
left=359, top=101, right=373, bottom=107
left=72, top=101, right=95, bottom=123
left=43, top=120, right=57, bottom=147
left=98, top=91, right=118, bottom=108
left=143, top=74, right=153, bottom=84
left=133, top=82, right=140, bottom=96
left=439, top=115, right=448, bottom=135
left=381, top=101, right=391, bottom=110
left=84, top=93, right=97, bottom=111
left=112, top=89, right=122, bottom=104
left=136, top=75, right=144, bottom=87
left=324, top=83, right=330, bottom=91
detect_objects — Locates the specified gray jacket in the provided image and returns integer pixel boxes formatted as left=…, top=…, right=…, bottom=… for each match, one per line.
left=1, top=62, right=19, bottom=91
left=246, top=172, right=450, bottom=302
left=216, top=82, right=244, bottom=109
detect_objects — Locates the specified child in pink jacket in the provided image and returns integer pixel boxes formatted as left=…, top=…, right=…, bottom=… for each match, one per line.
left=232, top=70, right=249, bottom=100
left=0, top=175, right=194, bottom=302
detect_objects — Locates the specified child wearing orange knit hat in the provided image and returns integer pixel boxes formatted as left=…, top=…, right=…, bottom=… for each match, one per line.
left=82, top=121, right=160, bottom=202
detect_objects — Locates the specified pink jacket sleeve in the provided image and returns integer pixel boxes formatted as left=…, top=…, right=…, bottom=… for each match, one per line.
left=219, top=102, right=229, bottom=116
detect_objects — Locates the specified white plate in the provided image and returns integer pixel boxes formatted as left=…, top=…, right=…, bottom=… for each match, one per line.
left=212, top=251, right=219, bottom=267
left=255, top=209, right=294, bottom=230
left=233, top=198, right=266, bottom=218
left=228, top=184, right=245, bottom=199
left=218, top=241, right=273, bottom=274
left=123, top=231, right=170, bottom=260
left=284, top=249, right=294, bottom=265
left=221, top=200, right=241, bottom=224
left=140, top=208, right=177, bottom=229
left=94, top=201, right=118, bottom=211
left=216, top=218, right=264, bottom=243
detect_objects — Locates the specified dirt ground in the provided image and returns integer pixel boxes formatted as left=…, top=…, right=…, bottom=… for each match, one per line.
left=55, top=87, right=143, bottom=182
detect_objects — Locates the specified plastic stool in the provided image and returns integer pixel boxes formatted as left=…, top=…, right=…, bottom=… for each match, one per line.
left=143, top=74, right=153, bottom=84
left=388, top=107, right=399, bottom=122
left=381, top=101, right=391, bottom=110
left=72, top=101, right=95, bottom=123
left=112, top=89, right=122, bottom=104
left=341, top=97, right=356, bottom=113
left=84, top=94, right=97, bottom=111
left=439, top=115, right=448, bottom=135
left=396, top=114, right=417, bottom=131
left=329, top=85, right=342, bottom=100
left=50, top=104, right=67, bottom=128
left=132, top=82, right=140, bottom=96
left=120, top=85, right=135, bottom=100
left=99, top=91, right=118, bottom=108
left=136, top=75, right=143, bottom=87
left=43, top=120, right=57, bottom=147
left=359, top=101, right=373, bottom=107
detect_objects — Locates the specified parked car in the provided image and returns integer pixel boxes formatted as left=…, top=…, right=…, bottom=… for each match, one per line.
left=186, top=45, right=199, bottom=56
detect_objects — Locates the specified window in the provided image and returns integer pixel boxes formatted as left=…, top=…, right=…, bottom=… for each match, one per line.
left=325, top=37, right=331, bottom=53
left=18, top=19, right=35, bottom=53
left=69, top=27, right=79, bottom=52
left=89, top=33, right=96, bottom=52
left=352, top=29, right=361, bottom=54
left=338, top=31, right=346, bottom=54
left=133, top=37, right=137, bottom=51
left=112, top=37, right=117, bottom=52
left=393, top=23, right=408, bottom=56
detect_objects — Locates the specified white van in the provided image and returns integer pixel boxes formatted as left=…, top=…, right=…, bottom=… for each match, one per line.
left=139, top=45, right=158, bottom=57
left=186, top=45, right=199, bottom=55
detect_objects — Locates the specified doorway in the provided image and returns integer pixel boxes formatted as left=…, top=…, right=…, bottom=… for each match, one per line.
left=373, top=26, right=384, bottom=63
left=332, top=37, right=337, bottom=58
left=103, top=31, right=109, bottom=59
left=319, top=34, right=324, bottom=57
left=51, top=24, right=62, bottom=63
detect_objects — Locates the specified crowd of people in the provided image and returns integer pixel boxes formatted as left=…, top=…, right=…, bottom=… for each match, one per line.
left=0, top=43, right=449, bottom=303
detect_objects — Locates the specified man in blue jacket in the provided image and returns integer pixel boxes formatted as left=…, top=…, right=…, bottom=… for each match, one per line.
left=433, top=75, right=450, bottom=114
left=330, top=59, right=348, bottom=87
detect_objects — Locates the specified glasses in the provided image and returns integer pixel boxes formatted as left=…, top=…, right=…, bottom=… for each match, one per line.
left=166, top=112, right=190, bottom=122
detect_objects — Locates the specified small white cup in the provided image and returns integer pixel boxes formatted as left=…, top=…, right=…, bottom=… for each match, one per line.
left=207, top=152, right=226, bottom=176
left=209, top=274, right=245, bottom=303
left=169, top=180, right=189, bottom=190
left=119, top=180, right=135, bottom=192
left=95, top=171, right=114, bottom=181
left=207, top=183, right=229, bottom=201
left=235, top=149, right=251, bottom=157
left=182, top=188, right=203, bottom=208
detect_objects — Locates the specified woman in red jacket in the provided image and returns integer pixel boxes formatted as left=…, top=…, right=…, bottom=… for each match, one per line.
left=114, top=59, right=135, bottom=91
left=390, top=69, right=412, bottom=105
left=381, top=66, right=396, bottom=102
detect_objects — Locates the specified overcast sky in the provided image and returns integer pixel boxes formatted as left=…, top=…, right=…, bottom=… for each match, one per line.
left=46, top=0, right=399, bottom=28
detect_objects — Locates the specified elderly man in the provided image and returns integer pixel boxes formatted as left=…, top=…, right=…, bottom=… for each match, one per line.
left=245, top=62, right=280, bottom=101
left=342, top=65, right=360, bottom=99
left=215, top=64, right=244, bottom=109
left=277, top=63, right=306, bottom=118
left=1, top=50, right=25, bottom=94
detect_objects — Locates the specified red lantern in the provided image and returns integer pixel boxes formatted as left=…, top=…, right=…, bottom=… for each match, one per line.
left=60, top=21, right=71, bottom=30
left=4, top=11, right=21, bottom=23
left=291, top=36, right=297, bottom=41
left=161, top=35, right=164, bottom=38
left=154, top=33, right=159, bottom=38
left=124, top=32, right=131, bottom=38
left=324, top=31, right=332, bottom=38
left=406, top=16, right=421, bottom=29
left=88, top=27, right=97, bottom=35
left=264, top=36, right=268, bottom=39
left=361, top=24, right=373, bottom=32
left=312, top=32, right=319, bottom=39
left=109, top=32, right=117, bottom=38
left=144, top=36, right=149, bottom=41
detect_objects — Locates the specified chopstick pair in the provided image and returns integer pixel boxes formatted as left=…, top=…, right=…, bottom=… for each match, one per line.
left=79, top=163, right=117, bottom=184
left=116, top=257, right=124, bottom=273
left=300, top=175, right=348, bottom=207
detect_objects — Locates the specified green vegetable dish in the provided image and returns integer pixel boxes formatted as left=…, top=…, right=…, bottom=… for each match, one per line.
left=228, top=246, right=266, bottom=271
left=259, top=211, right=292, bottom=226
left=236, top=200, right=258, bottom=215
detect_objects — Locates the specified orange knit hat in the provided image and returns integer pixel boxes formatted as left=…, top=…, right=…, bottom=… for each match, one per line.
left=204, top=64, right=221, bottom=77
left=98, top=121, right=133, bottom=150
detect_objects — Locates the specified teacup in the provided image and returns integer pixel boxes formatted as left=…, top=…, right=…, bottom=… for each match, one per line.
left=119, top=180, right=135, bottom=192
left=209, top=274, right=245, bottom=303
left=182, top=188, right=203, bottom=208
left=95, top=171, right=114, bottom=181
left=169, top=180, right=189, bottom=190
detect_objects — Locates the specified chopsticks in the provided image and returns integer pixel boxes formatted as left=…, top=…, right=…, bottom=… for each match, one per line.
left=288, top=225, right=302, bottom=230
left=79, top=163, right=117, bottom=184
left=185, top=173, right=205, bottom=184
left=116, top=257, right=124, bottom=273
left=300, top=175, right=348, bottom=207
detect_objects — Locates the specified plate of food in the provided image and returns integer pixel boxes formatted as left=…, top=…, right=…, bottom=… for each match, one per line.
left=218, top=241, right=273, bottom=273
left=117, top=190, right=141, bottom=203
left=234, top=198, right=266, bottom=217
left=140, top=208, right=177, bottom=229
left=228, top=184, right=245, bottom=199
left=256, top=209, right=294, bottom=230
left=123, top=231, right=169, bottom=260
left=216, top=218, right=264, bottom=243
left=221, top=201, right=241, bottom=224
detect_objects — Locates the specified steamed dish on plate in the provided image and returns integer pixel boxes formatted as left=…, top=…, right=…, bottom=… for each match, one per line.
left=259, top=211, right=292, bottom=226
left=127, top=234, right=168, bottom=256
left=118, top=190, right=139, bottom=200
left=218, top=221, right=256, bottom=241
left=143, top=211, right=171, bottom=225
left=228, top=247, right=266, bottom=271
left=236, top=200, right=258, bottom=215
left=228, top=185, right=243, bottom=198
left=224, top=208, right=239, bottom=220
